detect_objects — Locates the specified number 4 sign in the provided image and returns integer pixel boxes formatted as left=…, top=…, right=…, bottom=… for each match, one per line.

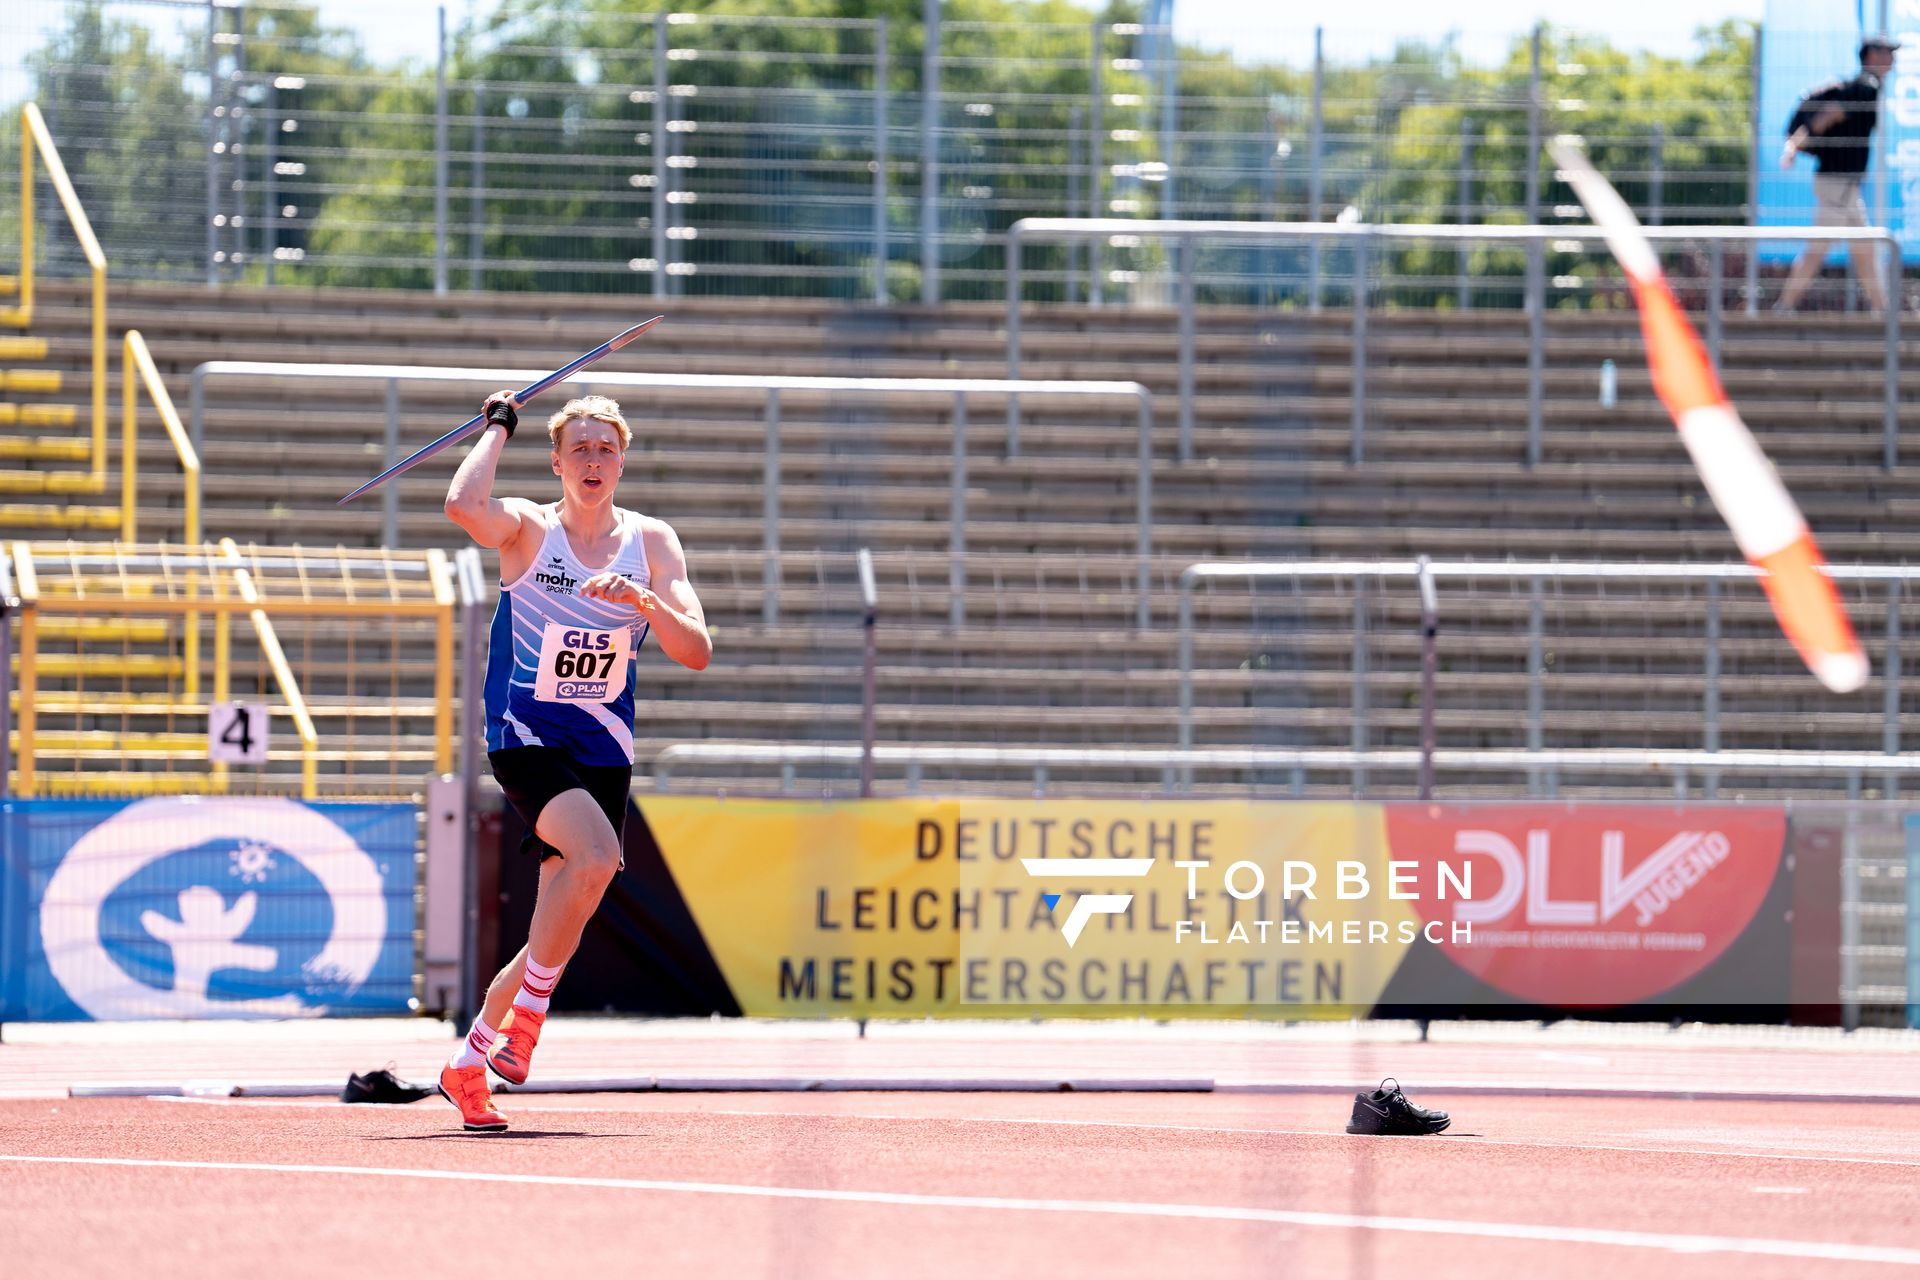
left=208, top=701, right=270, bottom=764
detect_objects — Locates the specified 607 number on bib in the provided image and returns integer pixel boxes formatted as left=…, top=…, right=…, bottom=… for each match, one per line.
left=553, top=648, right=618, bottom=679
left=533, top=623, right=632, bottom=704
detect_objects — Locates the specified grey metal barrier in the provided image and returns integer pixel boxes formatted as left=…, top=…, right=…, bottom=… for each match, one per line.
left=1831, top=806, right=1916, bottom=1029
left=1177, top=558, right=1920, bottom=795
left=451, top=544, right=487, bottom=1026
left=188, top=361, right=1156, bottom=628
left=1005, top=218, right=1903, bottom=469
left=651, top=740, right=1920, bottom=802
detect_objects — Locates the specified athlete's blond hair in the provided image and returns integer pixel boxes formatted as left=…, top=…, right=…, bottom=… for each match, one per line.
left=546, top=395, right=631, bottom=449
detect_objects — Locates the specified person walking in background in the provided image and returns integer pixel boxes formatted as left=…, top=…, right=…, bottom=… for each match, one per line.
left=1776, top=35, right=1900, bottom=314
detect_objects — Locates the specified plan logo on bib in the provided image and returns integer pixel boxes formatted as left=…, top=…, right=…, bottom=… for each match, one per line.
left=37, top=797, right=391, bottom=1019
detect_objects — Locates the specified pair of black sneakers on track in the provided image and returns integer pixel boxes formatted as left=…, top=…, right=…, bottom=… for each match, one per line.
left=1346, top=1077, right=1451, bottom=1136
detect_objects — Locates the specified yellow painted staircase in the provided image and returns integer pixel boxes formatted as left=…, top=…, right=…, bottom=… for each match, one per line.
left=4, top=103, right=213, bottom=798
left=0, top=327, right=117, bottom=532
left=1, top=103, right=123, bottom=539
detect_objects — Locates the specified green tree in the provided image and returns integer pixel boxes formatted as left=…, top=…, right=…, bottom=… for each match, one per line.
left=23, top=3, right=206, bottom=278
left=8, top=3, right=1762, bottom=305
left=5, top=2, right=386, bottom=285
left=297, top=0, right=1155, bottom=296
left=215, top=6, right=401, bottom=286
left=1366, top=22, right=1758, bottom=308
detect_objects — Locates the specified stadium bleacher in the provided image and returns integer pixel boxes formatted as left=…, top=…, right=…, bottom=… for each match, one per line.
left=4, top=277, right=1914, bottom=797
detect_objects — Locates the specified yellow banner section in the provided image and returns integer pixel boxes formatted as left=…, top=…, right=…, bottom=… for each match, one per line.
left=644, top=797, right=1419, bottom=1018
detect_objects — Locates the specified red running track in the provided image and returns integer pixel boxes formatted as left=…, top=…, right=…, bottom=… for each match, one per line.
left=5, top=1090, right=1919, bottom=1279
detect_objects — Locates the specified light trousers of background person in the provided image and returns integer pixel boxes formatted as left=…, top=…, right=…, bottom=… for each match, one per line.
left=1778, top=173, right=1889, bottom=313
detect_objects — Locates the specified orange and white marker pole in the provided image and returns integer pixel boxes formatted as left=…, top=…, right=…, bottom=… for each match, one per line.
left=1550, top=140, right=1868, bottom=694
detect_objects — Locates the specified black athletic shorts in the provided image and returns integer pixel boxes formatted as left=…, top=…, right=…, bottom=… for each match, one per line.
left=489, top=746, right=632, bottom=865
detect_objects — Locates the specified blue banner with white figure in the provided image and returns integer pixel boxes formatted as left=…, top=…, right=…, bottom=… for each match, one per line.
left=0, top=797, right=416, bottom=1020
left=1758, top=0, right=1920, bottom=262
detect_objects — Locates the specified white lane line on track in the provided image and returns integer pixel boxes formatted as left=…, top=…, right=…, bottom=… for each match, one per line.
left=0, top=1153, right=1914, bottom=1267
left=686, top=1107, right=1920, bottom=1171
left=3, top=1151, right=1920, bottom=1274
left=141, top=1096, right=1920, bottom=1170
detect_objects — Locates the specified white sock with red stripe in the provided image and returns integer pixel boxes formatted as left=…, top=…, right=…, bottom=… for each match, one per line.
left=513, top=954, right=562, bottom=1015
left=449, top=1017, right=498, bottom=1071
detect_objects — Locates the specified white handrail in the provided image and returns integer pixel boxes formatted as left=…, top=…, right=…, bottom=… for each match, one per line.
left=655, top=742, right=1920, bottom=771
left=1181, top=559, right=1920, bottom=583
left=1005, top=217, right=1903, bottom=469
left=191, top=361, right=1157, bottom=628
left=190, top=362, right=1149, bottom=399
left=1174, top=558, right=1920, bottom=788
left=649, top=742, right=1920, bottom=806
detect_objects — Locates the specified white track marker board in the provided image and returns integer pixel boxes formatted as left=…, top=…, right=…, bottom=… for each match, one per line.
left=208, top=702, right=270, bottom=764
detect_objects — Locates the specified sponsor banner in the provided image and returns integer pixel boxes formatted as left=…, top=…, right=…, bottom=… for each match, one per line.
left=952, top=800, right=1417, bottom=1011
left=0, top=797, right=416, bottom=1021
left=642, top=798, right=1786, bottom=1016
left=647, top=797, right=964, bottom=1017
left=1384, top=805, right=1788, bottom=1006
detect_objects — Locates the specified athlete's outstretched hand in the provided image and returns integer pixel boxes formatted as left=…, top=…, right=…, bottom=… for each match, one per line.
left=581, top=571, right=660, bottom=614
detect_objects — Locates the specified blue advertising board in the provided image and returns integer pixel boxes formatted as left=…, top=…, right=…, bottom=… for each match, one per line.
left=1758, top=0, right=1920, bottom=262
left=0, top=797, right=416, bottom=1020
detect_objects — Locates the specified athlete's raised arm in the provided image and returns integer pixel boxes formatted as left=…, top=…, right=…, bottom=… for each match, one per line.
left=444, top=391, right=539, bottom=550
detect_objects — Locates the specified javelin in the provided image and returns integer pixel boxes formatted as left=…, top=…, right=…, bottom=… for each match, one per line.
left=336, top=316, right=665, bottom=505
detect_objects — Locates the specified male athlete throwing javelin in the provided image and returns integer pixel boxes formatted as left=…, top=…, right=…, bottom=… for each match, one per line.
left=439, top=389, right=711, bottom=1131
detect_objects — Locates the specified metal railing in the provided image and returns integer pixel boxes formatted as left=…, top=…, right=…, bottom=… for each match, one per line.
left=1005, top=217, right=1904, bottom=468
left=122, top=330, right=199, bottom=546
left=123, top=328, right=202, bottom=699
left=7, top=544, right=37, bottom=796
left=6, top=102, right=107, bottom=480
left=187, top=360, right=1159, bottom=628
left=1177, top=558, right=1920, bottom=796
left=651, top=740, right=1920, bottom=803
left=214, top=536, right=318, bottom=798
left=5, top=6, right=1800, bottom=304
left=4, top=542, right=458, bottom=799
left=2, top=539, right=317, bottom=795
left=1834, top=809, right=1916, bottom=1029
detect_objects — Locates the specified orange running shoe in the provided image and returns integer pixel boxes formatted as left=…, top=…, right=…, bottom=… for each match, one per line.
left=437, top=1062, right=508, bottom=1132
left=489, top=1006, right=545, bottom=1086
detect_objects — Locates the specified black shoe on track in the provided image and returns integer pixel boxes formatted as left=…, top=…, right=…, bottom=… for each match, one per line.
left=1345, top=1077, right=1451, bottom=1135
left=341, top=1063, right=435, bottom=1104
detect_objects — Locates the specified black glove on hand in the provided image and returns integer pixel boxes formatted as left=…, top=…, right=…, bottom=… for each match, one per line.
left=484, top=393, right=518, bottom=437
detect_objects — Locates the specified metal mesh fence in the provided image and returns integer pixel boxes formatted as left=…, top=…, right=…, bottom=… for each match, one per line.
left=621, top=552, right=1920, bottom=805
left=11, top=3, right=1882, bottom=306
left=1180, top=564, right=1920, bottom=802
left=7, top=541, right=456, bottom=801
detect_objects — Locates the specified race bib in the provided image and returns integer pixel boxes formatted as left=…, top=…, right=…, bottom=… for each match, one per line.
left=532, top=623, right=633, bottom=704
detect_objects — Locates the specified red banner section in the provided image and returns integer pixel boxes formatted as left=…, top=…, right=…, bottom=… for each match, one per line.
left=1384, top=805, right=1787, bottom=1006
